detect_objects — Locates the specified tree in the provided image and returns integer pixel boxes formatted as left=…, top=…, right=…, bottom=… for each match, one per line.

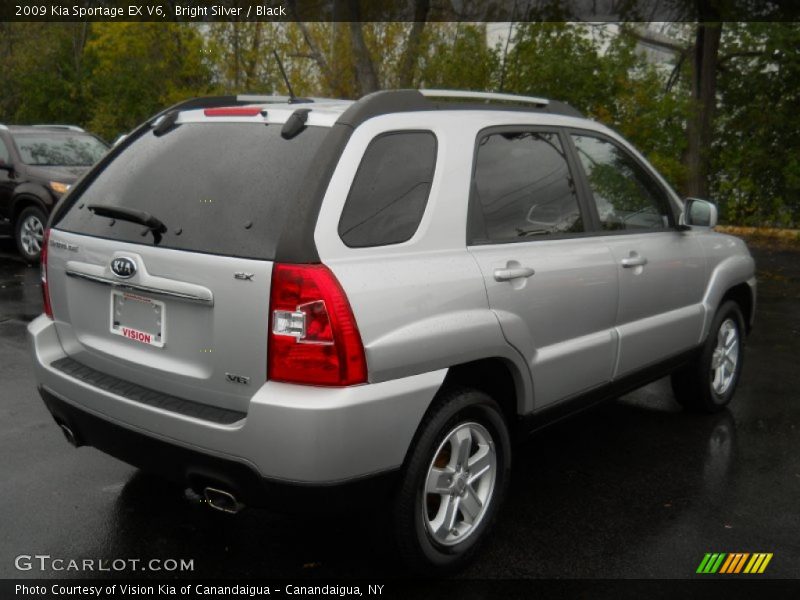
left=622, top=18, right=720, bottom=198
left=713, top=23, right=800, bottom=227
left=418, top=24, right=497, bottom=91
left=85, top=23, right=214, bottom=140
left=502, top=23, right=688, bottom=188
left=0, top=23, right=92, bottom=127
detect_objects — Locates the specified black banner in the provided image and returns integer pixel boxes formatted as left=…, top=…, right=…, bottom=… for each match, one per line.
left=2, top=0, right=800, bottom=23
left=4, top=579, right=800, bottom=600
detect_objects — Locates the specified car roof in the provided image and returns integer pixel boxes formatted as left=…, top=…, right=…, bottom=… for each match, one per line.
left=175, top=90, right=595, bottom=131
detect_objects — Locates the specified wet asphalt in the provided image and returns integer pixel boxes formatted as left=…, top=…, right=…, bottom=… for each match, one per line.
left=0, top=237, right=798, bottom=581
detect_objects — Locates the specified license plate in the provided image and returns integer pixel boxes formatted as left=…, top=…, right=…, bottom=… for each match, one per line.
left=109, top=291, right=165, bottom=347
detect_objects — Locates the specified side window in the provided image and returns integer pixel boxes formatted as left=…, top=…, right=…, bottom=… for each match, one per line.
left=0, top=138, right=9, bottom=164
left=572, top=134, right=670, bottom=231
left=338, top=131, right=436, bottom=248
left=472, top=131, right=583, bottom=243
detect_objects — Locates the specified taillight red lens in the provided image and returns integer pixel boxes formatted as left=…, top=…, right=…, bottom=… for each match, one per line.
left=268, top=264, right=367, bottom=386
left=41, top=228, right=53, bottom=319
left=203, top=107, right=262, bottom=117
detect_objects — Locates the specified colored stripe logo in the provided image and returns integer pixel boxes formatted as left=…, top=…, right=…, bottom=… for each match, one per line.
left=696, top=553, right=773, bottom=574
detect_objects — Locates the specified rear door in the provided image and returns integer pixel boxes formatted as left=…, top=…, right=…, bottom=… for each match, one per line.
left=467, top=127, right=619, bottom=410
left=567, top=131, right=706, bottom=377
left=48, top=120, right=330, bottom=413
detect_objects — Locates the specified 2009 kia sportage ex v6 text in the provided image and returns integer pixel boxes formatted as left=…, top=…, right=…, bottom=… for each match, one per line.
left=29, top=89, right=756, bottom=572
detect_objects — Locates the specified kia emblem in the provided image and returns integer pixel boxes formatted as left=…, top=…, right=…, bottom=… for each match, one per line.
left=111, top=257, right=137, bottom=279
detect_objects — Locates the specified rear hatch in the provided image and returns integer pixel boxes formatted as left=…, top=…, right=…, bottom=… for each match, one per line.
left=46, top=118, right=330, bottom=414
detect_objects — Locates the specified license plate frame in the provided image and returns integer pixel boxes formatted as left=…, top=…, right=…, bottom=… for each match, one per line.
left=109, top=290, right=166, bottom=348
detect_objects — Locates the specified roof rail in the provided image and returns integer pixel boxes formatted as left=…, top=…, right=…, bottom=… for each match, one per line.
left=236, top=94, right=312, bottom=104
left=32, top=124, right=85, bottom=132
left=337, top=89, right=584, bottom=129
left=419, top=89, right=550, bottom=107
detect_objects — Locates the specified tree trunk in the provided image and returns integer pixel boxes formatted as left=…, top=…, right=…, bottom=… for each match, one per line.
left=685, top=17, right=722, bottom=198
left=397, top=0, right=431, bottom=88
left=232, top=23, right=241, bottom=89
left=347, top=1, right=379, bottom=95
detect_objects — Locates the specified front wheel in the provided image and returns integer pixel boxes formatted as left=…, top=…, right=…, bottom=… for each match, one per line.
left=671, top=300, right=746, bottom=413
left=15, top=205, right=47, bottom=264
left=392, top=387, right=511, bottom=573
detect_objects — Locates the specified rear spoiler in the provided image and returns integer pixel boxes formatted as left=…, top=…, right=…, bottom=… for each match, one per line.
left=148, top=95, right=314, bottom=124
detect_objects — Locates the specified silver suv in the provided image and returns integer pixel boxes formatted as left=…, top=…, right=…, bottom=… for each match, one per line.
left=29, top=90, right=756, bottom=571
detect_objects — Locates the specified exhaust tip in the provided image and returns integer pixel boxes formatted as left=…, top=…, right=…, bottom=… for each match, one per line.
left=203, top=487, right=244, bottom=514
left=58, top=423, right=80, bottom=447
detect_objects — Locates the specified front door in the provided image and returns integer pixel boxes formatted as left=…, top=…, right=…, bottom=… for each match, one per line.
left=568, top=132, right=706, bottom=377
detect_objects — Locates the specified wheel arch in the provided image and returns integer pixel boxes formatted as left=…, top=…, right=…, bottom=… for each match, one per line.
left=700, top=253, right=756, bottom=341
left=440, top=356, right=529, bottom=424
left=720, top=282, right=755, bottom=334
left=11, top=191, right=50, bottom=224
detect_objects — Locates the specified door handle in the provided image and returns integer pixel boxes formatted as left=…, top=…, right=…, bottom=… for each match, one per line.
left=620, top=255, right=648, bottom=268
left=494, top=266, right=536, bottom=282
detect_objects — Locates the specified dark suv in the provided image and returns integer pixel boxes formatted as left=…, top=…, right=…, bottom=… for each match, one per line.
left=0, top=125, right=108, bottom=262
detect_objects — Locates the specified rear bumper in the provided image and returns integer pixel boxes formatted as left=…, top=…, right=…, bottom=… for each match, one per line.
left=39, top=387, right=397, bottom=510
left=29, top=315, right=444, bottom=487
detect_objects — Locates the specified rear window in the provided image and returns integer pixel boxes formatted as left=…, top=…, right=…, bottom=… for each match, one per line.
left=13, top=133, right=107, bottom=166
left=57, top=123, right=329, bottom=259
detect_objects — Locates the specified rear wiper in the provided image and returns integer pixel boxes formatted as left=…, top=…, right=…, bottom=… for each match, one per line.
left=88, top=205, right=168, bottom=244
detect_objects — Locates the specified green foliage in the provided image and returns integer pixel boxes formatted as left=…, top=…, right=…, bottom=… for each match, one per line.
left=501, top=24, right=689, bottom=192
left=0, top=20, right=797, bottom=227
left=713, top=23, right=800, bottom=227
left=419, top=24, right=498, bottom=90
left=85, top=23, right=214, bottom=140
left=0, top=23, right=92, bottom=126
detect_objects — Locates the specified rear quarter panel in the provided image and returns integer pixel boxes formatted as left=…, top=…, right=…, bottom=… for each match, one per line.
left=313, top=112, right=534, bottom=412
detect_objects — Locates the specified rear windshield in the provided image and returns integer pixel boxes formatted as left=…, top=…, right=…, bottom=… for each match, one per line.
left=57, top=123, right=329, bottom=259
left=13, top=133, right=108, bottom=166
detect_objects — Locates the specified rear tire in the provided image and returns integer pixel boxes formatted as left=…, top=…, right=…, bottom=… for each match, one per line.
left=392, top=387, right=511, bottom=574
left=671, top=300, right=746, bottom=413
left=15, top=205, right=47, bottom=264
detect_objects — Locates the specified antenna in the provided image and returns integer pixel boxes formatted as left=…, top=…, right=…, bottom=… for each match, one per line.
left=273, top=50, right=297, bottom=103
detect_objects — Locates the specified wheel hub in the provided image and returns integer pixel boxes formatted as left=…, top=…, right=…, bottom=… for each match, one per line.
left=452, top=471, right=468, bottom=496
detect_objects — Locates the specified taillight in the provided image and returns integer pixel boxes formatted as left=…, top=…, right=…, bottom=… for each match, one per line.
left=41, top=228, right=53, bottom=319
left=268, top=264, right=367, bottom=386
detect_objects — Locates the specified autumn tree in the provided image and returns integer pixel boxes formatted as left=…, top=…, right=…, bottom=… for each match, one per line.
left=84, top=23, right=214, bottom=139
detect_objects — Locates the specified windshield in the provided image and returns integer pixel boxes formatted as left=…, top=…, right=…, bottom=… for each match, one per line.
left=13, top=133, right=108, bottom=166
left=57, top=122, right=330, bottom=260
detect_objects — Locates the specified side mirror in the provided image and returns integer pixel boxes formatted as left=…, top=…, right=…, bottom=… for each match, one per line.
left=0, top=160, right=14, bottom=173
left=682, top=198, right=718, bottom=228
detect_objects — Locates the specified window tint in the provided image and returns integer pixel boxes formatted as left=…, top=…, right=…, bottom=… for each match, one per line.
left=572, top=134, right=670, bottom=231
left=338, top=131, right=436, bottom=247
left=472, top=131, right=582, bottom=243
left=13, top=133, right=107, bottom=166
left=57, top=123, right=329, bottom=259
